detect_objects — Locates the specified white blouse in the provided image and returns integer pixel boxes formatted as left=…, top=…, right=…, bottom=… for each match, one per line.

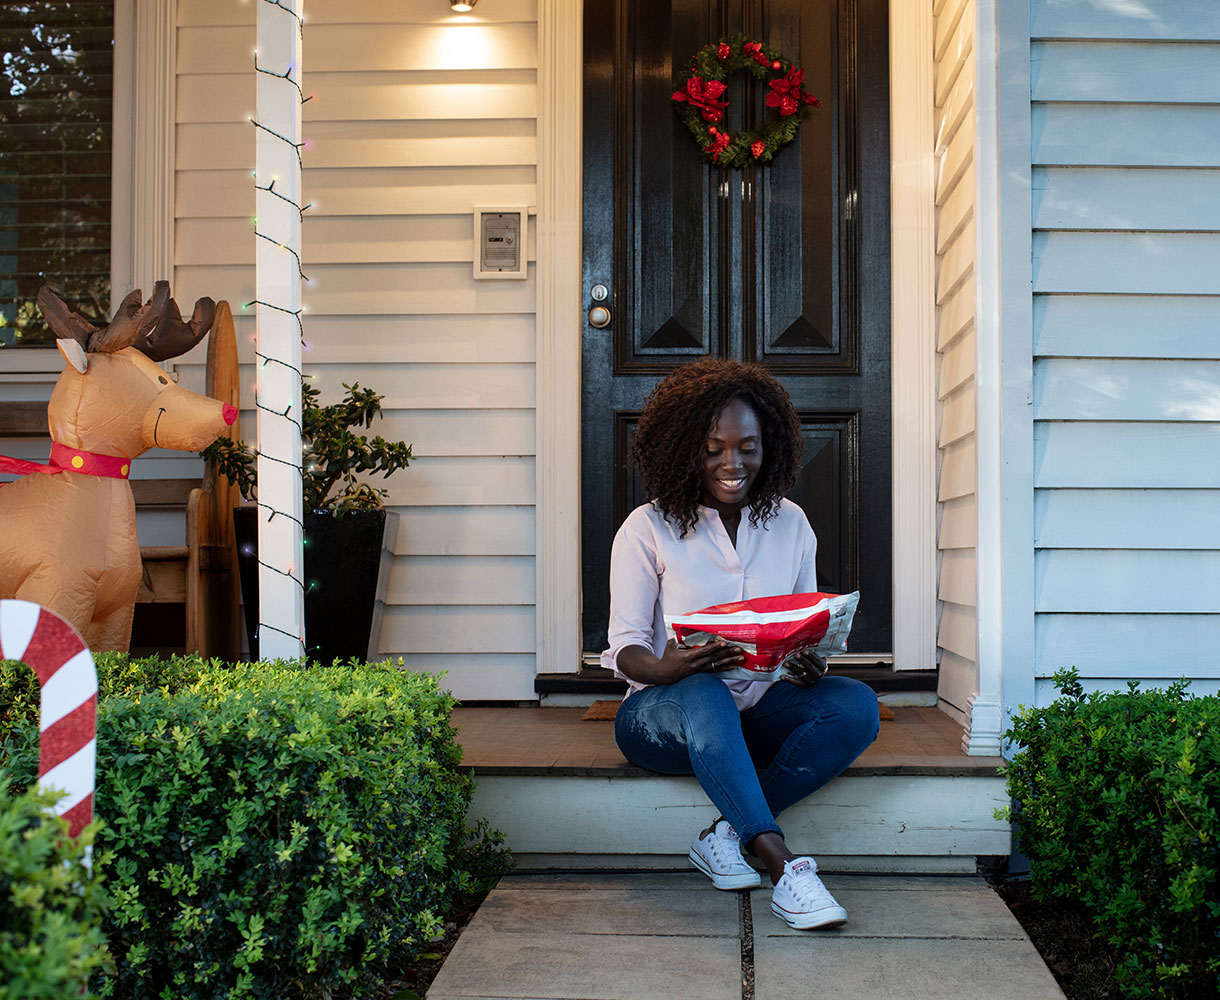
left=600, top=498, right=819, bottom=711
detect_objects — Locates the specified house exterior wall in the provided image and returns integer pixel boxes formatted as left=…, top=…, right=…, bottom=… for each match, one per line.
left=932, top=0, right=978, bottom=724
left=1023, top=0, right=1220, bottom=702
left=174, top=0, right=540, bottom=697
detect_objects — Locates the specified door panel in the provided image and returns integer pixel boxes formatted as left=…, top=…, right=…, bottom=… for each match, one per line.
left=582, top=0, right=892, bottom=654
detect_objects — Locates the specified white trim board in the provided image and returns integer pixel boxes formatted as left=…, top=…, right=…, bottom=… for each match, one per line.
left=111, top=0, right=176, bottom=305
left=538, top=3, right=943, bottom=676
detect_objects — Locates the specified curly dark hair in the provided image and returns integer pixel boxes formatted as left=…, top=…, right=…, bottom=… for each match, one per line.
left=630, top=358, right=803, bottom=537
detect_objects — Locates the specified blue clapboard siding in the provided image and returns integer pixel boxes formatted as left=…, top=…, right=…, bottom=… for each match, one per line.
left=1029, top=6, right=1220, bottom=702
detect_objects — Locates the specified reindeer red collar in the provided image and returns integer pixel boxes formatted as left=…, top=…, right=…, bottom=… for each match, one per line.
left=0, top=282, right=236, bottom=652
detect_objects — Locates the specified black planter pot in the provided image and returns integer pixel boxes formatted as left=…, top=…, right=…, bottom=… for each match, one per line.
left=233, top=506, right=397, bottom=664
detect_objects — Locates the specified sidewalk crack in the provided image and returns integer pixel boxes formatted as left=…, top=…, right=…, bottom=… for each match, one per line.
left=740, top=891, right=755, bottom=1000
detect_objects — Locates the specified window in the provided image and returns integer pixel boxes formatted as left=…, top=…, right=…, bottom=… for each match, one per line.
left=0, top=1, right=113, bottom=347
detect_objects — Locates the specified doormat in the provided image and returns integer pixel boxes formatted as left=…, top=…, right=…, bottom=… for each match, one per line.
left=878, top=700, right=895, bottom=721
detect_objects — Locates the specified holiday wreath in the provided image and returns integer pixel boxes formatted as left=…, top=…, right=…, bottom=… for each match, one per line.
left=671, top=35, right=819, bottom=168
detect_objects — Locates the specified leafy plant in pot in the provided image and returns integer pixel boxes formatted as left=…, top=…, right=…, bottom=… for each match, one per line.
left=203, top=380, right=413, bottom=663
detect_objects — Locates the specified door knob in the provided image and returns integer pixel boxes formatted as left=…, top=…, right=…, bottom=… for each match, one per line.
left=588, top=304, right=612, bottom=328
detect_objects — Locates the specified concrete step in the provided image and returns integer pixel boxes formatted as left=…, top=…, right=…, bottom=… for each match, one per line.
left=455, top=706, right=1010, bottom=873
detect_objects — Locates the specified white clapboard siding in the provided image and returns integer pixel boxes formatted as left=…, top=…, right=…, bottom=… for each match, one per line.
left=276, top=314, right=535, bottom=363
left=934, top=0, right=978, bottom=709
left=385, top=556, right=536, bottom=605
left=1031, top=1, right=1220, bottom=703
left=173, top=0, right=541, bottom=696
left=381, top=457, right=535, bottom=508
left=939, top=329, right=975, bottom=395
left=379, top=605, right=535, bottom=653
left=394, top=656, right=538, bottom=702
left=939, top=381, right=975, bottom=448
left=938, top=549, right=977, bottom=608
left=179, top=0, right=540, bottom=27
left=184, top=24, right=538, bottom=74
left=303, top=262, right=537, bottom=315
left=179, top=215, right=539, bottom=266
left=937, top=601, right=977, bottom=662
left=939, top=495, right=976, bottom=550
left=372, top=410, right=535, bottom=457
left=939, top=436, right=976, bottom=501
left=937, top=650, right=976, bottom=719
left=238, top=363, right=535, bottom=411
left=1036, top=489, right=1220, bottom=550
left=393, top=507, right=535, bottom=556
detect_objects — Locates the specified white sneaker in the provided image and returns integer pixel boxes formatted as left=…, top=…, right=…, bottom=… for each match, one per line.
left=770, top=857, right=847, bottom=929
left=688, top=820, right=762, bottom=890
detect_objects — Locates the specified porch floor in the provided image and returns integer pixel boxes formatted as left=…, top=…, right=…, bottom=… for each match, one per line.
left=452, top=704, right=1005, bottom=776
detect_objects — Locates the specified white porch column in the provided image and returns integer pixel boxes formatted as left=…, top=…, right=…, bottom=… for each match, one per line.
left=536, top=0, right=584, bottom=674
left=889, top=0, right=938, bottom=672
left=968, top=0, right=1036, bottom=755
left=253, top=0, right=306, bottom=660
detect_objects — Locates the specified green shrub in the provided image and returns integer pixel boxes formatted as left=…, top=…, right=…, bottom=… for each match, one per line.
left=0, top=651, right=215, bottom=737
left=0, top=777, right=109, bottom=999
left=1001, top=668, right=1219, bottom=999
left=1, top=657, right=510, bottom=999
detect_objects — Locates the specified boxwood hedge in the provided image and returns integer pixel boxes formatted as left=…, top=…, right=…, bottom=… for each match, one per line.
left=0, top=779, right=108, bottom=999
left=1001, top=668, right=1219, bottom=999
left=0, top=655, right=509, bottom=999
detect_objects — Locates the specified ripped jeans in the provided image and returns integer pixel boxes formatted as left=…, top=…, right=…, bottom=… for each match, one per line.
left=614, top=673, right=880, bottom=848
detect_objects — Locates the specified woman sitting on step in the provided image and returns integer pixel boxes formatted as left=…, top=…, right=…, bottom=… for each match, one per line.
left=602, top=357, right=879, bottom=930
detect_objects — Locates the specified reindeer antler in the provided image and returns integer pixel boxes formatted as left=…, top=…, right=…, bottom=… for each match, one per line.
left=37, top=282, right=214, bottom=360
left=136, top=294, right=216, bottom=362
left=37, top=281, right=170, bottom=354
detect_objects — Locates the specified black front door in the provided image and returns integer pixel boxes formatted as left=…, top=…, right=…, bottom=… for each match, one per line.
left=581, top=0, right=892, bottom=655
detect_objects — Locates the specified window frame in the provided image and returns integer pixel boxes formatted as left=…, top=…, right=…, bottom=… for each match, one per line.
left=0, top=0, right=174, bottom=368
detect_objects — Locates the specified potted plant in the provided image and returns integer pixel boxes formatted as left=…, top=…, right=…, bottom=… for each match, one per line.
left=204, top=380, right=413, bottom=663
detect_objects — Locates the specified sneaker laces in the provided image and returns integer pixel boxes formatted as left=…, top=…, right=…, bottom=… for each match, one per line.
left=707, top=821, right=742, bottom=864
left=783, top=859, right=837, bottom=907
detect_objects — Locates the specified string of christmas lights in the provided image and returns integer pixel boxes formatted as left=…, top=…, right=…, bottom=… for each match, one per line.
left=252, top=0, right=308, bottom=658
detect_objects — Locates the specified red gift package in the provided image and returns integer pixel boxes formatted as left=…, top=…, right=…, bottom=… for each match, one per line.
left=664, top=591, right=860, bottom=682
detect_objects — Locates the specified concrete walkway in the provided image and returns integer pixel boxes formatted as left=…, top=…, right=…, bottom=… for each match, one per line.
left=426, top=869, right=1066, bottom=1000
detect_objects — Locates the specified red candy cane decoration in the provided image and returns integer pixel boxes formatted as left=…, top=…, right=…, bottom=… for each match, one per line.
left=0, top=600, right=97, bottom=842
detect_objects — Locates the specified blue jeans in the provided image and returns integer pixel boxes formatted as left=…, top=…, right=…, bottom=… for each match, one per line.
left=614, top=673, right=880, bottom=847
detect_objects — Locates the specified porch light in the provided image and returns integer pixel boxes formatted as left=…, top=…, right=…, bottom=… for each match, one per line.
left=450, top=0, right=476, bottom=9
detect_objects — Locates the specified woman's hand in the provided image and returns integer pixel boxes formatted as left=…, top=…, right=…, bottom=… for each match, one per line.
left=780, top=647, right=828, bottom=687
left=659, top=637, right=746, bottom=680
left=616, top=638, right=745, bottom=686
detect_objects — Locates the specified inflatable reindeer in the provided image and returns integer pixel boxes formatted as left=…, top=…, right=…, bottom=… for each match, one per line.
left=0, top=282, right=237, bottom=651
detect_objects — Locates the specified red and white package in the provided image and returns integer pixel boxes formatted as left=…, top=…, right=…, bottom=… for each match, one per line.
left=664, top=591, right=860, bottom=683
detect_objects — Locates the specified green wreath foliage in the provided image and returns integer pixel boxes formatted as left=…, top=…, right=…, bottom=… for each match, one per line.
left=671, top=34, right=819, bottom=169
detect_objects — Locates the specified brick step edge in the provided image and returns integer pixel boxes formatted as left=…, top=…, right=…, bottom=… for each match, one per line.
left=535, top=665, right=938, bottom=695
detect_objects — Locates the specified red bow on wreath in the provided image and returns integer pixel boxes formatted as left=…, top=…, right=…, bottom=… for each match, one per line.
left=766, top=67, right=818, bottom=117
left=671, top=76, right=729, bottom=123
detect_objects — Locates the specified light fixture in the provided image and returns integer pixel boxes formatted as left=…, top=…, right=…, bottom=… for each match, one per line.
left=450, top=0, right=476, bottom=10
